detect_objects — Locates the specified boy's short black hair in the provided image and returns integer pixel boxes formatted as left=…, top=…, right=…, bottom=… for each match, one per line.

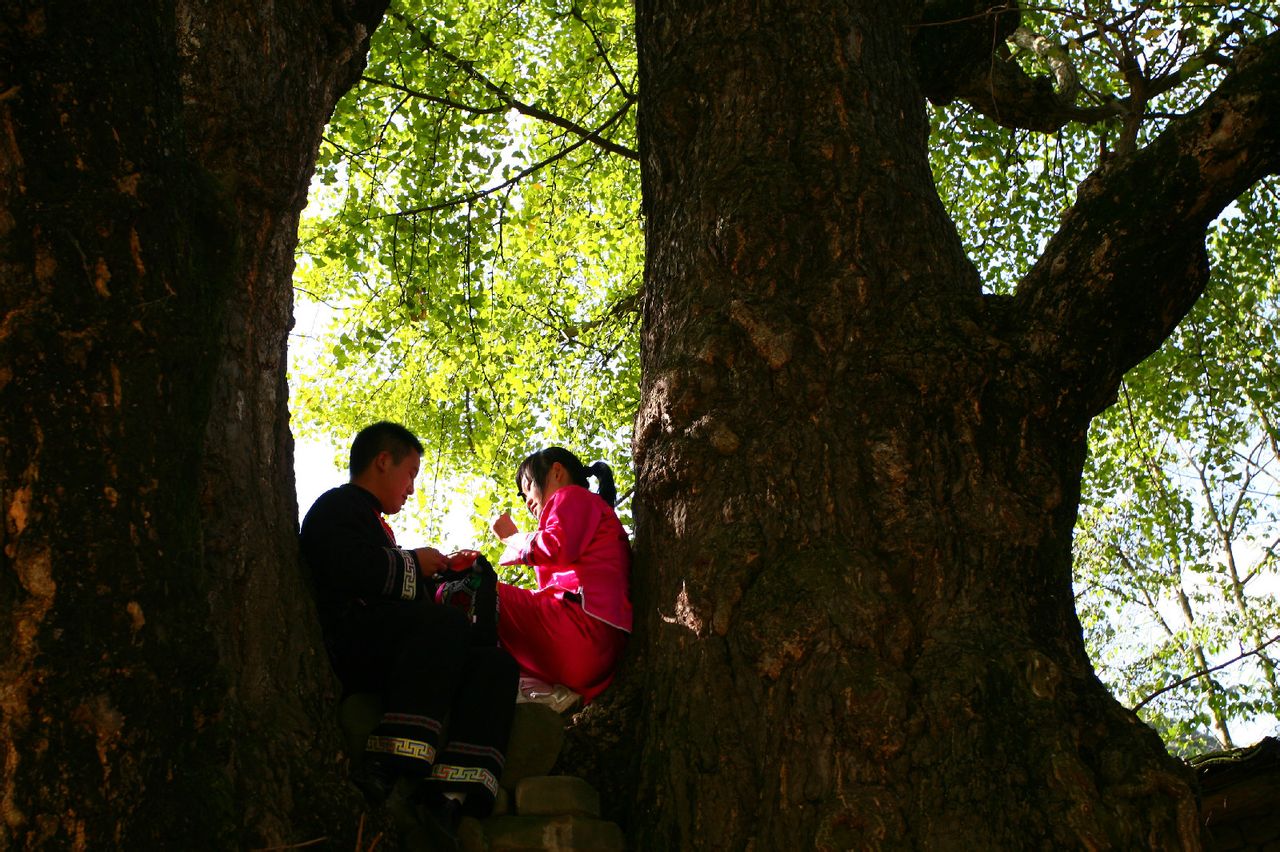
left=349, top=421, right=423, bottom=476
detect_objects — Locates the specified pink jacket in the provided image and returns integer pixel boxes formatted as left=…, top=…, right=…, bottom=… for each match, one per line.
left=499, top=485, right=632, bottom=632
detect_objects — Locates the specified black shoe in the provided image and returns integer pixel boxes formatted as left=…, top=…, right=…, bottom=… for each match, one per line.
left=349, top=759, right=397, bottom=806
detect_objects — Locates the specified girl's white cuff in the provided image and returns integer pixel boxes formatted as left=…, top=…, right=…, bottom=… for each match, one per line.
left=498, top=531, right=536, bottom=566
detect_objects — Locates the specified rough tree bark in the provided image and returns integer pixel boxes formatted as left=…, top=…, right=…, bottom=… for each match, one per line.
left=624, top=2, right=1280, bottom=849
left=0, top=0, right=384, bottom=847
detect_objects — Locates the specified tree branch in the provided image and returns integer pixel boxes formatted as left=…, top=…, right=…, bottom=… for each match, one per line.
left=1135, top=632, right=1280, bottom=711
left=913, top=0, right=1022, bottom=107
left=359, top=75, right=506, bottom=115
left=389, top=100, right=634, bottom=217
left=917, top=3, right=1238, bottom=134
left=1009, top=31, right=1280, bottom=419
left=391, top=11, right=638, bottom=161
left=1008, top=26, right=1079, bottom=103
left=569, top=7, right=634, bottom=100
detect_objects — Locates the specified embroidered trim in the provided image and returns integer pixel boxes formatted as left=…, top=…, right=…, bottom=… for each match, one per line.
left=431, top=763, right=499, bottom=796
left=399, top=550, right=417, bottom=600
left=366, top=735, right=436, bottom=764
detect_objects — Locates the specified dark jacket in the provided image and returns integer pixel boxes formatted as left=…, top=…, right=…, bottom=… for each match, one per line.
left=299, top=483, right=437, bottom=641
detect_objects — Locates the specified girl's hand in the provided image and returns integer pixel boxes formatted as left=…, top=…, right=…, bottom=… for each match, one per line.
left=491, top=511, right=519, bottom=541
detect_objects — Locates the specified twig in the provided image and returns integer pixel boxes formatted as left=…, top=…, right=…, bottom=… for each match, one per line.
left=390, top=100, right=634, bottom=217
left=570, top=6, right=634, bottom=99
left=392, top=10, right=638, bottom=160
left=248, top=836, right=328, bottom=851
left=1135, top=633, right=1280, bottom=711
left=360, top=75, right=506, bottom=115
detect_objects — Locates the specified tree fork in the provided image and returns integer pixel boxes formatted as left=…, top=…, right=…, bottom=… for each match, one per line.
left=625, top=1, right=1209, bottom=847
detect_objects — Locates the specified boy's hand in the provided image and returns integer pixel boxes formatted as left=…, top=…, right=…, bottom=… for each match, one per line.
left=491, top=511, right=519, bottom=541
left=413, top=546, right=448, bottom=575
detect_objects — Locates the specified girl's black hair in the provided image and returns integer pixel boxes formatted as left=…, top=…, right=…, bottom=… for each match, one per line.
left=516, top=446, right=617, bottom=508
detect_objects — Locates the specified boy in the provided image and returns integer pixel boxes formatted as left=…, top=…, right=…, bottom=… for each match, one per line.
left=300, top=422, right=515, bottom=832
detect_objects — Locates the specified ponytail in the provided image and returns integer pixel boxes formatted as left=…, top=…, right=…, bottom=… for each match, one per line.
left=586, top=460, right=617, bottom=508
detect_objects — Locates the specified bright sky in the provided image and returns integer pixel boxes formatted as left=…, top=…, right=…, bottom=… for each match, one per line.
left=293, top=433, right=345, bottom=523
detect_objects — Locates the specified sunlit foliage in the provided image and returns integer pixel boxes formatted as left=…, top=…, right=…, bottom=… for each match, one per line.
left=291, top=0, right=640, bottom=542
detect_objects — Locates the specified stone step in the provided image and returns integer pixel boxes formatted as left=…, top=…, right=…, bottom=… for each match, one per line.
left=501, top=703, right=566, bottom=788
left=461, top=814, right=626, bottom=852
left=515, top=776, right=601, bottom=818
left=460, top=775, right=623, bottom=851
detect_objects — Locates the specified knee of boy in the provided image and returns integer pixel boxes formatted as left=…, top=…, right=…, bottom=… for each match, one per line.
left=495, top=647, right=519, bottom=680
left=410, top=604, right=470, bottom=647
left=467, top=645, right=519, bottom=680
left=494, top=648, right=520, bottom=688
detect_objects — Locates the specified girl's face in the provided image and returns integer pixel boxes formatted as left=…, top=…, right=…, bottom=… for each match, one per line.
left=521, top=462, right=566, bottom=519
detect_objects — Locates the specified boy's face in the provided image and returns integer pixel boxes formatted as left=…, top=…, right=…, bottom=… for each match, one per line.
left=373, top=449, right=421, bottom=514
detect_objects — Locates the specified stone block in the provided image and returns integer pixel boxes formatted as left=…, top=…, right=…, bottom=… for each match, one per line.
left=459, top=815, right=487, bottom=852
left=482, top=814, right=625, bottom=852
left=514, top=775, right=600, bottom=818
left=501, top=703, right=566, bottom=789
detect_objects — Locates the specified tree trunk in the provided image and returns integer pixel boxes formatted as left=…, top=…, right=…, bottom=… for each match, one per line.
left=0, top=1, right=383, bottom=846
left=626, top=2, right=1204, bottom=847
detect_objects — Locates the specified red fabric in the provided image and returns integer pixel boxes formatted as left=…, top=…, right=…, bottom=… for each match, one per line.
left=496, top=583, right=627, bottom=703
left=376, top=512, right=396, bottom=544
left=501, top=485, right=632, bottom=632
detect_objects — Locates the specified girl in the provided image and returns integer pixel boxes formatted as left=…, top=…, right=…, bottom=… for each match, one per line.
left=490, top=447, right=632, bottom=703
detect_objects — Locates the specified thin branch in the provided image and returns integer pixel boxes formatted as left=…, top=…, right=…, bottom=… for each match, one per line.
left=1074, top=7, right=1147, bottom=47
left=1135, top=632, right=1280, bottom=710
left=389, top=100, right=634, bottom=218
left=291, top=285, right=342, bottom=309
left=1244, top=535, right=1279, bottom=584
left=561, top=289, right=641, bottom=345
left=360, top=75, right=505, bottom=115
left=392, top=11, right=638, bottom=160
left=570, top=6, right=633, bottom=99
left=1254, top=400, right=1280, bottom=465
left=460, top=202, right=505, bottom=441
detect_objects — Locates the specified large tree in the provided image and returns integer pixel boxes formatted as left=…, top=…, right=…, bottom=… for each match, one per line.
left=622, top=1, right=1279, bottom=849
left=1, top=0, right=386, bottom=846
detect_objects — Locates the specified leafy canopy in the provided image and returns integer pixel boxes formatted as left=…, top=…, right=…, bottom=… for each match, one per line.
left=291, top=0, right=640, bottom=545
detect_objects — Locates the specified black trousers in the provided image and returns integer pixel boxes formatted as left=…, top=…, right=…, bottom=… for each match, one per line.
left=328, top=599, right=517, bottom=814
